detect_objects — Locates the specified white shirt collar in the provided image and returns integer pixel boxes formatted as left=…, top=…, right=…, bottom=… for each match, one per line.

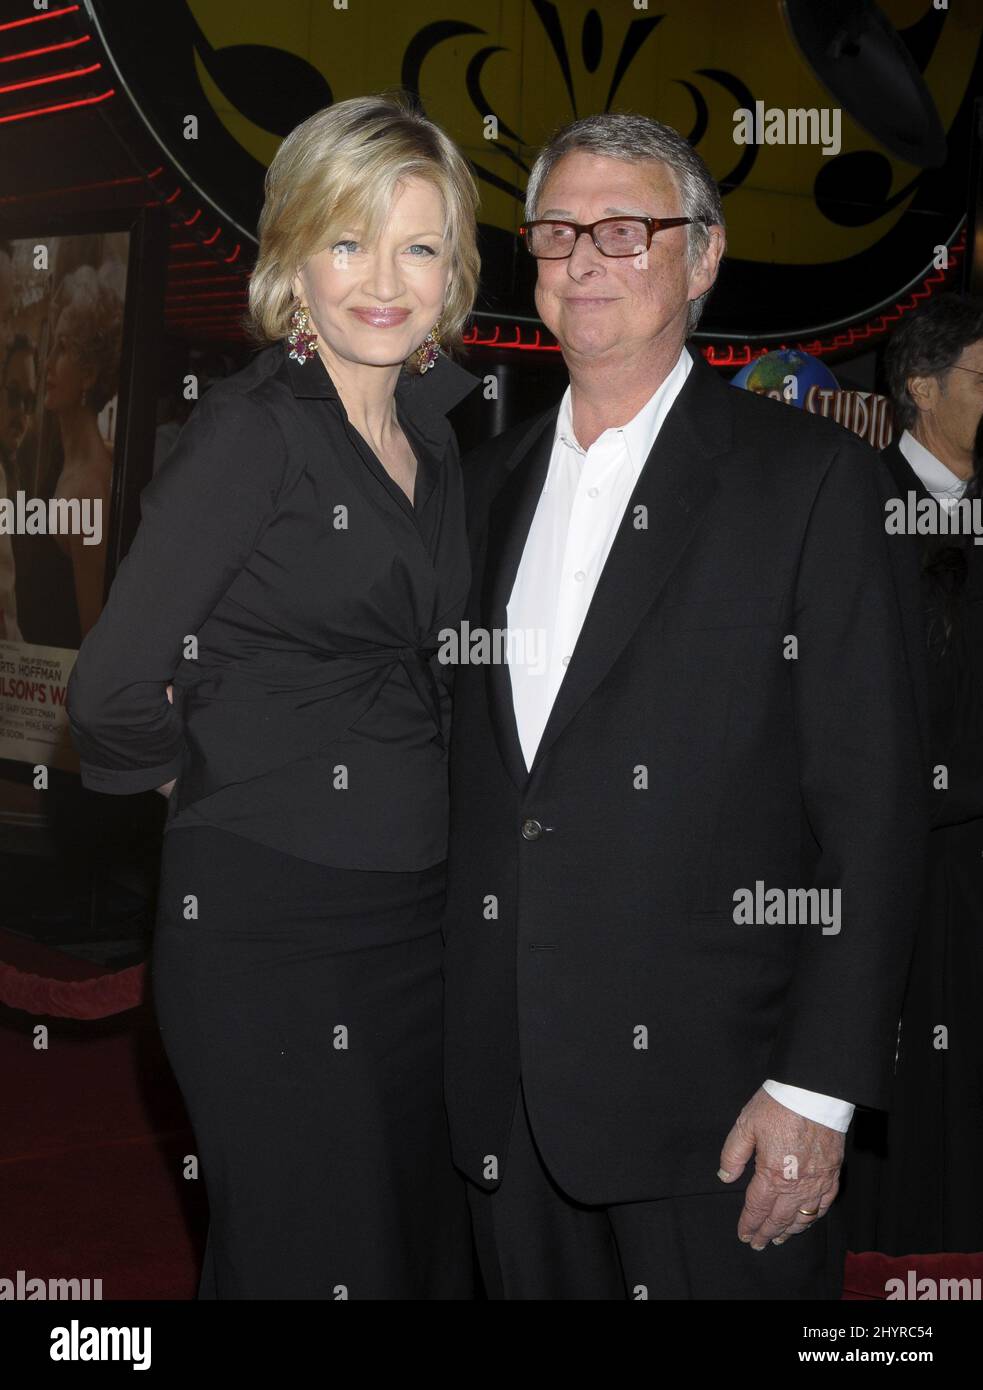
left=550, top=346, right=693, bottom=487
left=897, top=429, right=969, bottom=499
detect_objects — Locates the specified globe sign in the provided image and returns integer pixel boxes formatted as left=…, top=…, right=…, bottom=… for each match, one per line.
left=730, top=350, right=839, bottom=408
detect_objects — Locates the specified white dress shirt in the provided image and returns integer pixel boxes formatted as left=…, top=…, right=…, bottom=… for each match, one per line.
left=506, top=344, right=853, bottom=1133
left=898, top=428, right=970, bottom=506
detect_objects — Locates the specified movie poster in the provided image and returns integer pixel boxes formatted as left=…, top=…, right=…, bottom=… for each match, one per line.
left=0, top=231, right=129, bottom=772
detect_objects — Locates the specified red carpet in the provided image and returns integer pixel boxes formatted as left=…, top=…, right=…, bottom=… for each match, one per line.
left=0, top=926, right=976, bottom=1300
left=0, top=927, right=204, bottom=1300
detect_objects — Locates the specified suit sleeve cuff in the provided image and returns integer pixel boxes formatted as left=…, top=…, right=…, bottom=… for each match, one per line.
left=762, top=1079, right=855, bottom=1132
left=78, top=755, right=183, bottom=795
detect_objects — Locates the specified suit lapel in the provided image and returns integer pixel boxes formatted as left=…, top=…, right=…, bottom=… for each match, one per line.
left=482, top=409, right=559, bottom=790
left=481, top=350, right=733, bottom=791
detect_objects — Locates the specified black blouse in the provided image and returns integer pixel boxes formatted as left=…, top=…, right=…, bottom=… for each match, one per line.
left=66, top=338, right=480, bottom=870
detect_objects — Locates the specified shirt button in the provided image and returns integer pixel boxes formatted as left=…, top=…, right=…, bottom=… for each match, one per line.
left=587, top=487, right=599, bottom=498
left=561, top=655, right=571, bottom=665
left=521, top=818, right=544, bottom=840
left=574, top=570, right=586, bottom=582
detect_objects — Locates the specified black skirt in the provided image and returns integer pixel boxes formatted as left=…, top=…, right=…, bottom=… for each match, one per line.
left=150, top=824, right=474, bottom=1299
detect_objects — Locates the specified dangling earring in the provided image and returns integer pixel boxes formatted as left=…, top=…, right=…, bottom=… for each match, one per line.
left=287, top=302, right=318, bottom=365
left=416, top=322, right=441, bottom=373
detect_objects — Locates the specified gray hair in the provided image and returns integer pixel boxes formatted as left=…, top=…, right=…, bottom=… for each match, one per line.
left=524, top=112, right=725, bottom=334
left=884, top=292, right=983, bottom=432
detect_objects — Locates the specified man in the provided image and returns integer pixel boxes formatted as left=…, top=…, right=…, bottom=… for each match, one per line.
left=845, top=296, right=983, bottom=1255
left=883, top=295, right=983, bottom=512
left=442, top=113, right=927, bottom=1299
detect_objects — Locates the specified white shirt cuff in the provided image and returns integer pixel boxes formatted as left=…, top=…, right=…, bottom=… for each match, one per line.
left=762, top=1080, right=855, bottom=1132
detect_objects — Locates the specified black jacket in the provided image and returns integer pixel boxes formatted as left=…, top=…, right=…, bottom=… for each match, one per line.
left=443, top=349, right=929, bottom=1205
left=881, top=440, right=983, bottom=829
left=67, top=339, right=480, bottom=870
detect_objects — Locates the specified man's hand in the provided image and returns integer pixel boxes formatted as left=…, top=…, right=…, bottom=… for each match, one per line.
left=717, top=1087, right=844, bottom=1249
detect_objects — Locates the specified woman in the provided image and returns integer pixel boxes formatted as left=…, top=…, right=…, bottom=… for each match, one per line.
left=67, top=93, right=481, bottom=1298
left=42, top=262, right=123, bottom=644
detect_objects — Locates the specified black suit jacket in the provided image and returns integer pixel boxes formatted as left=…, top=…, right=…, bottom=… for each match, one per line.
left=881, top=440, right=983, bottom=829
left=443, top=348, right=929, bottom=1205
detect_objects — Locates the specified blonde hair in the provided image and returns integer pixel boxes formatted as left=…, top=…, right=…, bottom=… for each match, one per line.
left=50, top=261, right=125, bottom=414
left=244, top=92, right=480, bottom=372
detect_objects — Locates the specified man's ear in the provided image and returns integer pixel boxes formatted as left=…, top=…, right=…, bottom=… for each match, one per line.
left=685, top=225, right=724, bottom=312
left=907, top=373, right=937, bottom=415
left=698, top=223, right=726, bottom=294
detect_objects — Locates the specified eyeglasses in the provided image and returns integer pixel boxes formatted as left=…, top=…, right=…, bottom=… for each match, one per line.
left=5, top=384, right=36, bottom=414
left=951, top=365, right=983, bottom=381
left=519, top=216, right=710, bottom=259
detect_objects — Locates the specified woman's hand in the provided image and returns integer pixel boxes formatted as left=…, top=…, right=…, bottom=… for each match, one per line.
left=157, top=685, right=176, bottom=796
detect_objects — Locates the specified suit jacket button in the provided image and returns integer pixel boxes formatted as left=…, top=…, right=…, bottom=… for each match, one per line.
left=521, top=818, right=543, bottom=840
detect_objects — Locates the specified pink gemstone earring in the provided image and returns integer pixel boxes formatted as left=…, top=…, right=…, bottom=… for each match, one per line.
left=287, top=302, right=318, bottom=364
left=416, top=322, right=441, bottom=373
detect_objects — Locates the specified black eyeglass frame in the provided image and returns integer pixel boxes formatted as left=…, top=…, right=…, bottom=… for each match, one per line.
left=518, top=215, right=712, bottom=259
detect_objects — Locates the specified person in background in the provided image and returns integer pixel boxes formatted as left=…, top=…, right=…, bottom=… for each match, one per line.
left=845, top=293, right=983, bottom=1256
left=41, top=264, right=123, bottom=645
